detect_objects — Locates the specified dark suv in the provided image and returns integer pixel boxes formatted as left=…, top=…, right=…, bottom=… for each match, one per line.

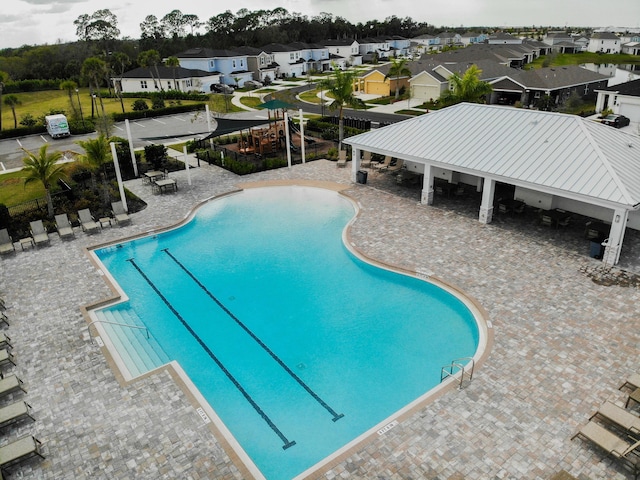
left=600, top=114, right=631, bottom=128
left=211, top=83, right=234, bottom=94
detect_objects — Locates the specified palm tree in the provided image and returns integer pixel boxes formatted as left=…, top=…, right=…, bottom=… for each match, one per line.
left=4, top=95, right=20, bottom=128
left=81, top=57, right=110, bottom=135
left=164, top=56, right=181, bottom=91
left=442, top=64, right=493, bottom=105
left=21, top=145, right=67, bottom=218
left=138, top=50, right=163, bottom=91
left=76, top=135, right=112, bottom=190
left=59, top=80, right=79, bottom=119
left=384, top=57, right=412, bottom=100
left=319, top=64, right=366, bottom=152
left=0, top=71, right=8, bottom=132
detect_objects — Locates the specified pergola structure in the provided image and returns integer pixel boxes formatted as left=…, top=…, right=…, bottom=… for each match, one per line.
left=344, top=103, right=640, bottom=266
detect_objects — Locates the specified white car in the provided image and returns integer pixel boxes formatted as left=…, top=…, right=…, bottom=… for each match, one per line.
left=244, top=80, right=264, bottom=89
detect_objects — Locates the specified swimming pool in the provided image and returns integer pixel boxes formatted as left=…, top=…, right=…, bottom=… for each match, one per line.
left=91, top=186, right=483, bottom=480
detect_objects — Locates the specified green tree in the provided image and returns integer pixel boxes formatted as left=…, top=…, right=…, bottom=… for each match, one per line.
left=384, top=57, right=412, bottom=99
left=138, top=50, right=163, bottom=91
left=60, top=80, right=79, bottom=119
left=4, top=95, right=20, bottom=129
left=442, top=65, right=493, bottom=105
left=81, top=57, right=110, bottom=134
left=110, top=52, right=131, bottom=113
left=73, top=9, right=120, bottom=46
left=164, top=56, right=181, bottom=91
left=319, top=64, right=366, bottom=151
left=0, top=71, right=8, bottom=131
left=21, top=145, right=67, bottom=218
left=76, top=135, right=112, bottom=190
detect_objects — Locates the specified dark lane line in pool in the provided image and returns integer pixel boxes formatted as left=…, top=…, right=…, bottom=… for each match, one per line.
left=161, top=248, right=345, bottom=423
left=126, top=257, right=296, bottom=450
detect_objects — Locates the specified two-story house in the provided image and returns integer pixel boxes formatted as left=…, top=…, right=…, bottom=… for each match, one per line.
left=232, top=46, right=278, bottom=83
left=176, top=48, right=253, bottom=89
left=588, top=32, right=621, bottom=54
left=358, top=37, right=392, bottom=61
left=460, top=31, right=488, bottom=46
left=324, top=39, right=362, bottom=67
left=261, top=43, right=307, bottom=78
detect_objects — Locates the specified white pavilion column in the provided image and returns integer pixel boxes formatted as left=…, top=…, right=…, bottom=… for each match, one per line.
left=595, top=93, right=607, bottom=113
left=351, top=147, right=361, bottom=183
left=479, top=177, right=495, bottom=224
left=602, top=208, right=628, bottom=266
left=421, top=164, right=434, bottom=205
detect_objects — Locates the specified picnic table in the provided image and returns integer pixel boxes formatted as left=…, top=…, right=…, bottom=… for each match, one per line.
left=153, top=178, right=178, bottom=194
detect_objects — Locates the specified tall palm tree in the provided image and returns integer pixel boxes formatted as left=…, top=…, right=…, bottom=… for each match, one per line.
left=21, top=145, right=67, bottom=218
left=59, top=80, right=79, bottom=119
left=110, top=52, right=130, bottom=112
left=76, top=135, right=112, bottom=191
left=164, top=56, right=181, bottom=91
left=384, top=57, right=412, bottom=100
left=443, top=65, right=493, bottom=105
left=0, top=71, right=8, bottom=132
left=4, top=95, right=21, bottom=128
left=138, top=50, right=164, bottom=92
left=81, top=57, right=110, bottom=135
left=319, top=64, right=366, bottom=152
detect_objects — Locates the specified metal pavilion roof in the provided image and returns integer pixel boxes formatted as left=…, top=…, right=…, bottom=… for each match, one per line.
left=345, top=103, right=640, bottom=208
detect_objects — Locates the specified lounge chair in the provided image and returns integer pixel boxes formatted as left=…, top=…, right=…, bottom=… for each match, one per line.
left=337, top=150, right=347, bottom=168
left=0, top=436, right=44, bottom=474
left=111, top=201, right=131, bottom=226
left=0, top=374, right=26, bottom=398
left=372, top=156, right=392, bottom=172
left=29, top=220, right=50, bottom=247
left=0, top=313, right=8, bottom=327
left=572, top=420, right=640, bottom=476
left=0, top=229, right=14, bottom=255
left=620, top=373, right=640, bottom=392
left=55, top=214, right=75, bottom=240
left=361, top=151, right=372, bottom=168
left=0, top=349, right=15, bottom=369
left=77, top=209, right=100, bottom=234
left=385, top=158, right=404, bottom=174
left=0, top=333, right=10, bottom=350
left=591, top=401, right=640, bottom=435
left=0, top=401, right=35, bottom=430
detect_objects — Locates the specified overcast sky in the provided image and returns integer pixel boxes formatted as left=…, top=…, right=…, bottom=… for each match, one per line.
left=1, top=0, right=639, bottom=49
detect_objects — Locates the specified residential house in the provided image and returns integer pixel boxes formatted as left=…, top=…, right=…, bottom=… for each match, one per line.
left=231, top=46, right=278, bottom=83
left=431, top=43, right=534, bottom=68
left=522, top=38, right=552, bottom=57
left=324, top=39, right=362, bottom=66
left=460, top=31, right=488, bottom=46
left=487, top=32, right=522, bottom=45
left=387, top=36, right=412, bottom=57
left=112, top=66, right=219, bottom=93
left=587, top=32, right=621, bottom=53
left=438, top=31, right=462, bottom=46
left=411, top=34, right=440, bottom=53
left=175, top=48, right=253, bottom=88
left=595, top=78, right=640, bottom=122
left=489, top=65, right=609, bottom=107
left=288, top=42, right=332, bottom=72
left=261, top=43, right=307, bottom=78
left=358, top=37, right=392, bottom=61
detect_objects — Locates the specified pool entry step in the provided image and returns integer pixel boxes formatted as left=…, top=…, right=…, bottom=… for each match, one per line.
left=440, top=357, right=475, bottom=389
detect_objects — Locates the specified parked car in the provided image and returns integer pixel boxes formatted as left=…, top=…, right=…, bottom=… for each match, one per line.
left=244, top=80, right=264, bottom=89
left=600, top=114, right=631, bottom=128
left=212, top=83, right=234, bottom=94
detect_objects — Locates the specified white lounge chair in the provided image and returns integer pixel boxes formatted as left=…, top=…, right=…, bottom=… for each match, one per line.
left=591, top=401, right=640, bottom=435
left=0, top=229, right=15, bottom=255
left=337, top=150, right=347, bottom=168
left=0, top=436, right=44, bottom=474
left=55, top=214, right=75, bottom=239
left=0, top=374, right=26, bottom=398
left=77, top=209, right=100, bottom=234
left=111, top=201, right=131, bottom=226
left=0, top=401, right=35, bottom=429
left=29, top=220, right=50, bottom=247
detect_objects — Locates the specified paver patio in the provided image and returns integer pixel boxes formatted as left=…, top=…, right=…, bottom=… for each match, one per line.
left=0, top=159, right=638, bottom=479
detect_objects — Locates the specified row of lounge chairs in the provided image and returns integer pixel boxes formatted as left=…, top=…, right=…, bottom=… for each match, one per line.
left=0, top=202, right=132, bottom=255
left=0, top=301, right=44, bottom=476
left=572, top=373, right=640, bottom=478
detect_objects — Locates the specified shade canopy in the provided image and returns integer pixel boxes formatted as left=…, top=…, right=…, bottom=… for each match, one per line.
left=257, top=99, right=296, bottom=110
left=202, top=118, right=272, bottom=140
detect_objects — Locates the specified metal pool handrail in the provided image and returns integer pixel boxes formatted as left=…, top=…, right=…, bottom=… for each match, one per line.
left=87, top=320, right=149, bottom=344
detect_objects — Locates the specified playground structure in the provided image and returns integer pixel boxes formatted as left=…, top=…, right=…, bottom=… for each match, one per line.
left=236, top=114, right=316, bottom=156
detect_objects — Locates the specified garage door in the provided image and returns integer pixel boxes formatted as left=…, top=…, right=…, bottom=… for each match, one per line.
left=619, top=103, right=640, bottom=123
left=365, top=81, right=389, bottom=96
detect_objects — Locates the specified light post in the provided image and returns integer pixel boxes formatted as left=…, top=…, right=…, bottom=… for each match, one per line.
left=75, top=88, right=85, bottom=128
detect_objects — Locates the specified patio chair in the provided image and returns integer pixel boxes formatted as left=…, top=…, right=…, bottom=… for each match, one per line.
left=111, top=201, right=131, bottom=226
left=385, top=159, right=404, bottom=174
left=372, top=156, right=392, bottom=172
left=572, top=420, right=640, bottom=473
left=591, top=401, right=640, bottom=435
left=0, top=374, right=26, bottom=398
left=337, top=150, right=347, bottom=168
left=55, top=214, right=75, bottom=240
left=0, top=436, right=44, bottom=474
left=0, top=333, right=10, bottom=350
left=0, top=229, right=15, bottom=256
left=361, top=151, right=372, bottom=168
left=541, top=215, right=553, bottom=227
left=0, top=313, right=8, bottom=327
left=620, top=373, right=640, bottom=392
left=0, top=401, right=35, bottom=430
left=77, top=209, right=100, bottom=234
left=0, top=349, right=15, bottom=369
left=29, top=220, right=50, bottom=247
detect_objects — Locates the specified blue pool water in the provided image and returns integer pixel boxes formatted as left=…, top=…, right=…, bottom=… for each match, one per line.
left=93, top=186, right=479, bottom=480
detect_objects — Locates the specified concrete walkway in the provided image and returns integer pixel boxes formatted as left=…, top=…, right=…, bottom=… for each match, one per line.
left=1, top=161, right=640, bottom=479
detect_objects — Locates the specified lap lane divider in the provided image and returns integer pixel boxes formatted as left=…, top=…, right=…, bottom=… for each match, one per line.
left=126, top=257, right=296, bottom=450
left=161, top=248, right=345, bottom=422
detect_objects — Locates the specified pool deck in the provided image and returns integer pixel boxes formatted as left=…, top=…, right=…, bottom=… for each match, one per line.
left=1, top=159, right=640, bottom=479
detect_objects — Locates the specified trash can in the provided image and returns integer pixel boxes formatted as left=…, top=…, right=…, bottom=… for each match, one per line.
left=357, top=170, right=368, bottom=184
left=589, top=240, right=604, bottom=259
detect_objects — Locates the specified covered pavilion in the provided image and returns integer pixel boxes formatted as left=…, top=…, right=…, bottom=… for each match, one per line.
left=345, top=103, right=640, bottom=266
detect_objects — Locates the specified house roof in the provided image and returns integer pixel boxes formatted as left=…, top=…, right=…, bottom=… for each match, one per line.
left=344, top=103, right=640, bottom=208
left=591, top=32, right=619, bottom=40
left=598, top=78, right=640, bottom=96
left=498, top=65, right=609, bottom=90
left=176, top=48, right=244, bottom=59
left=120, top=66, right=215, bottom=79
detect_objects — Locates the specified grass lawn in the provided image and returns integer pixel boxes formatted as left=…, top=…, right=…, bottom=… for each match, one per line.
left=299, top=89, right=322, bottom=104
left=0, top=88, right=205, bottom=132
left=239, top=96, right=265, bottom=109
left=0, top=169, right=50, bottom=205
left=530, top=52, right=640, bottom=68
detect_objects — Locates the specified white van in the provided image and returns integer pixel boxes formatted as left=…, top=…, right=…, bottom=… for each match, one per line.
left=45, top=114, right=71, bottom=138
